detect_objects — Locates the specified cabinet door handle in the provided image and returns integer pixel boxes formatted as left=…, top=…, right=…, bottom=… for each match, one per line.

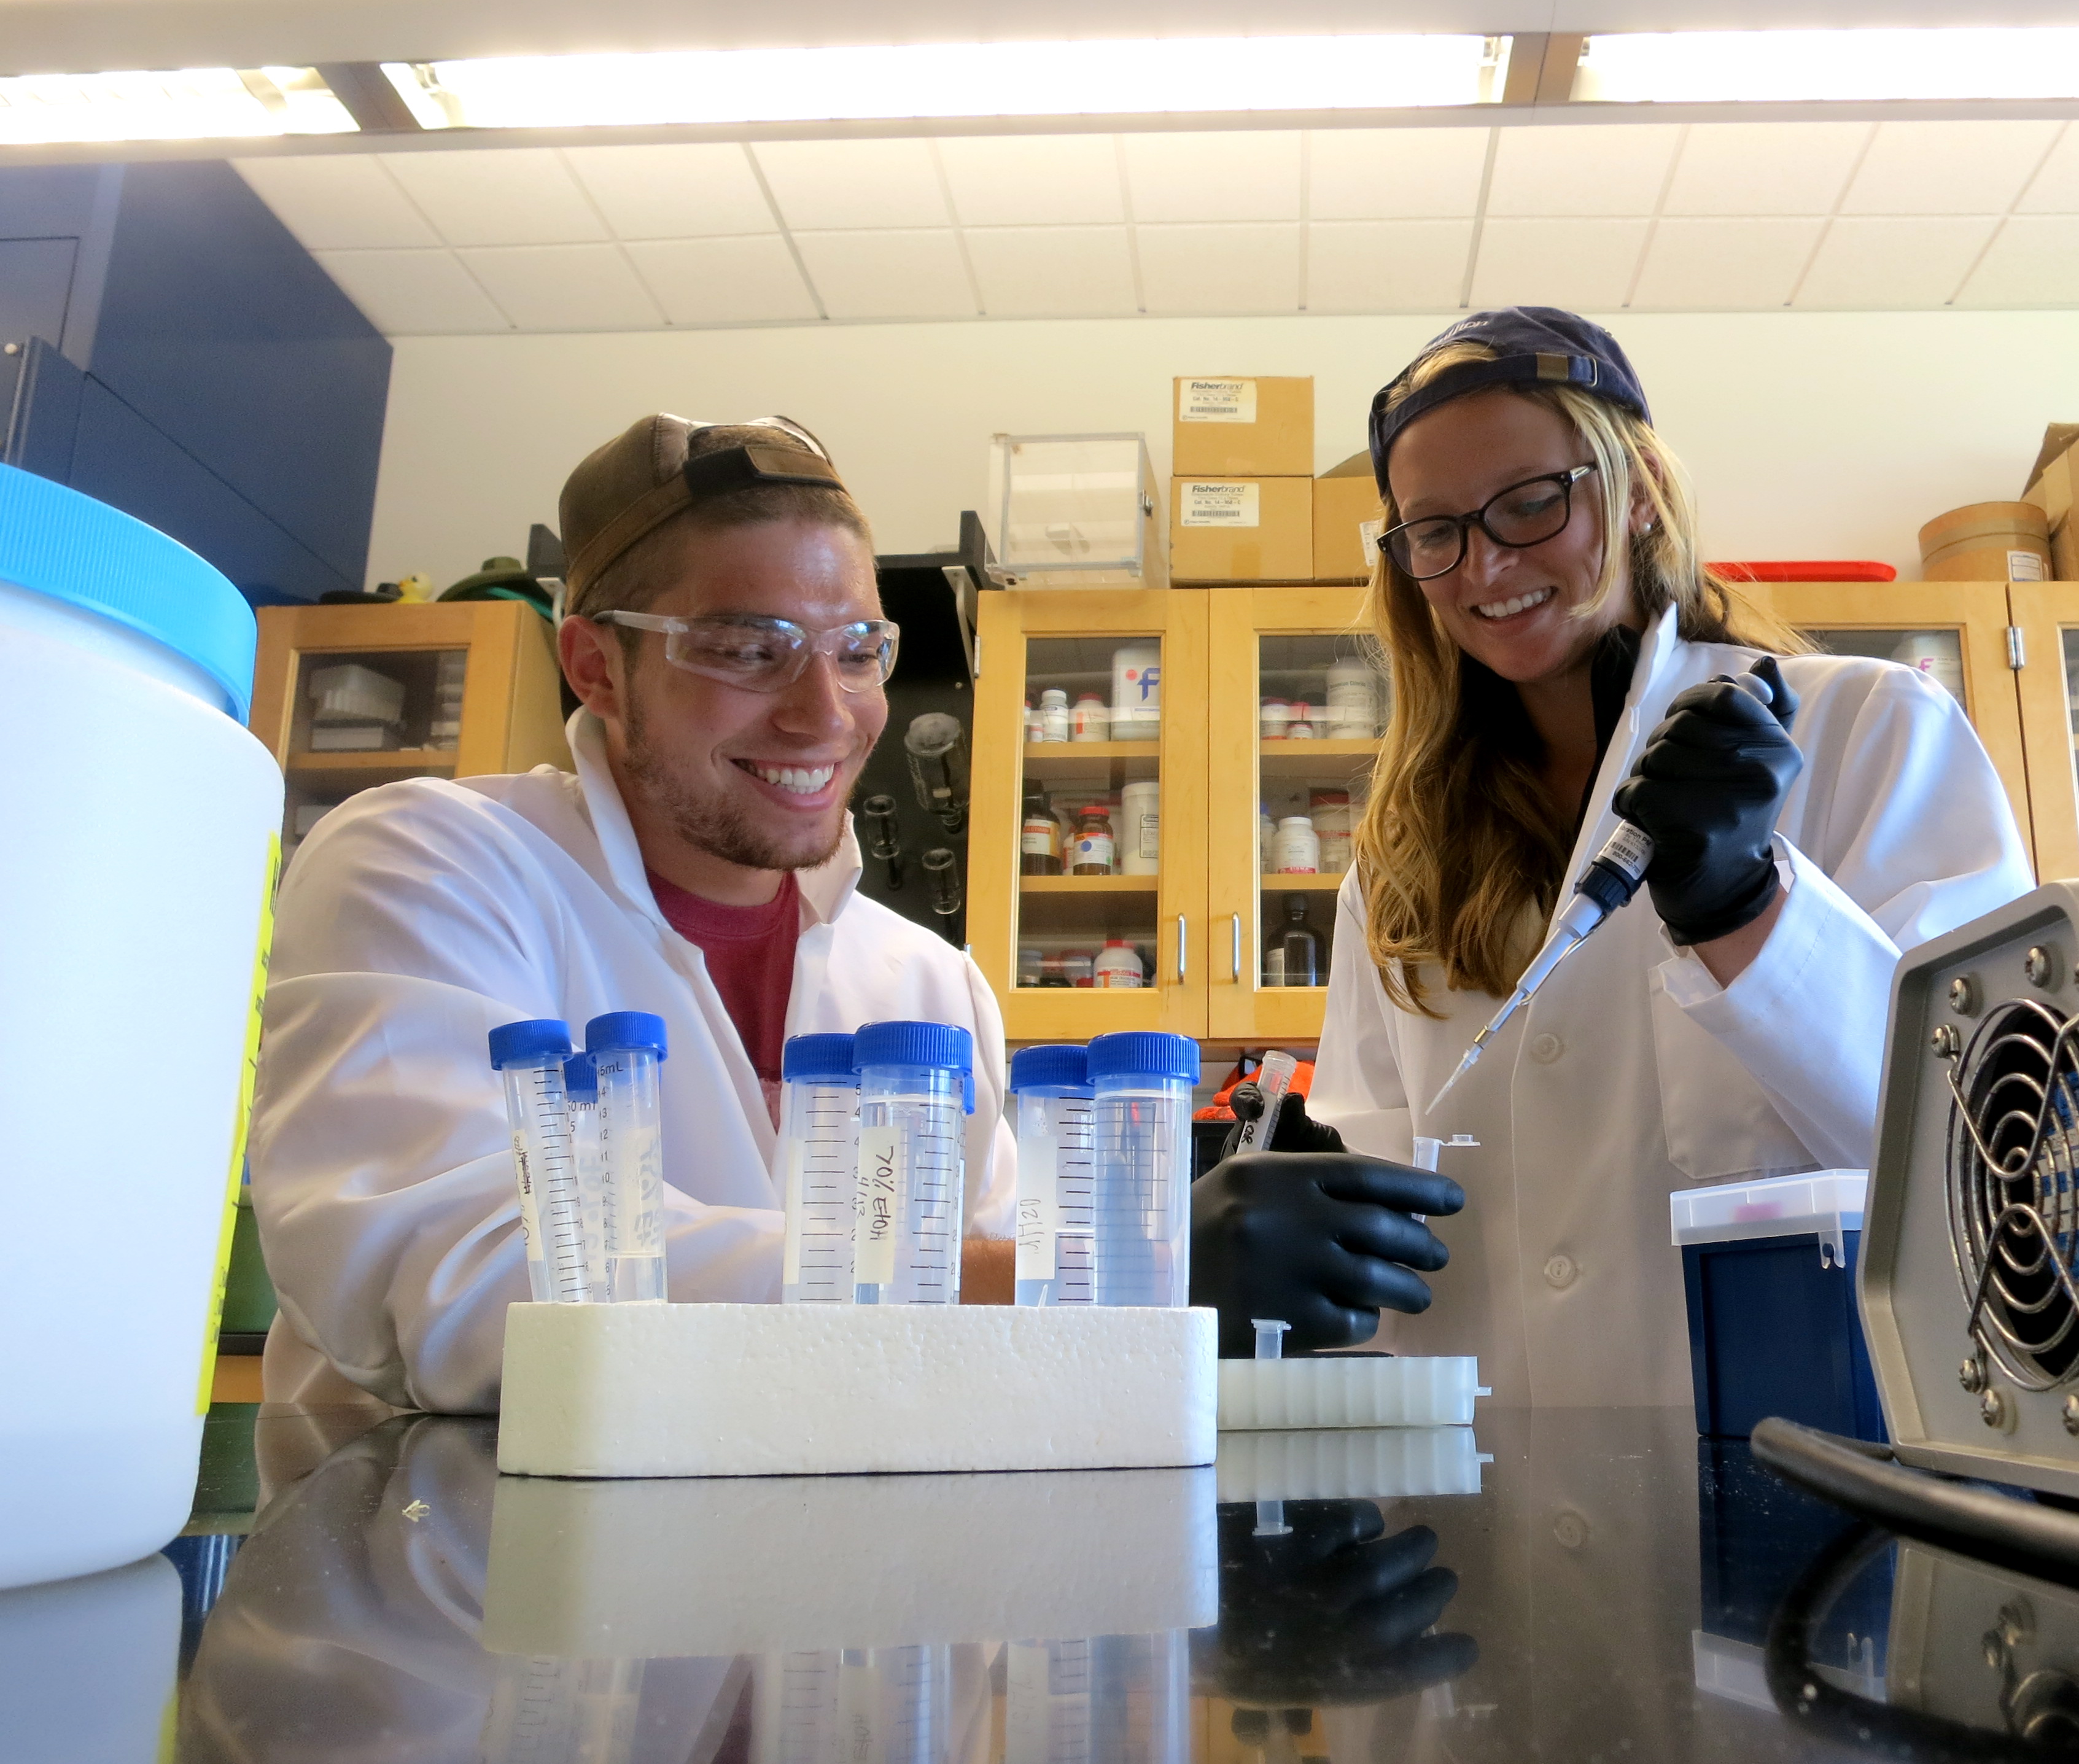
left=1232, top=912, right=1242, bottom=981
left=1176, top=914, right=1187, bottom=984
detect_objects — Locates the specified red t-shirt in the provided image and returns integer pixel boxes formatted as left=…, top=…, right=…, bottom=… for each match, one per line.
left=647, top=869, right=801, bottom=1124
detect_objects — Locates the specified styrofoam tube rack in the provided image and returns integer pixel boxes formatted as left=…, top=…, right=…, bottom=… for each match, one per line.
left=1214, top=1426, right=1493, bottom=1501
left=1217, top=1355, right=1487, bottom=1431
left=497, top=1302, right=1217, bottom=1479
left=483, top=1462, right=1216, bottom=1658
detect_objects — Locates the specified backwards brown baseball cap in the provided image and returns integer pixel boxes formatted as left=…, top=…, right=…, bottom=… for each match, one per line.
left=559, top=413, right=847, bottom=601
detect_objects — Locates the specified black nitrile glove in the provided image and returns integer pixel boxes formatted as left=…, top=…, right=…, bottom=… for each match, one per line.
left=1218, top=1080, right=1345, bottom=1160
left=1193, top=1092, right=1464, bottom=1357
left=1609, top=656, right=1803, bottom=947
left=1200, top=1501, right=1479, bottom=1706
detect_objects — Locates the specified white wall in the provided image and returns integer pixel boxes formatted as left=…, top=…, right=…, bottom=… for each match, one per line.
left=366, top=309, right=2079, bottom=590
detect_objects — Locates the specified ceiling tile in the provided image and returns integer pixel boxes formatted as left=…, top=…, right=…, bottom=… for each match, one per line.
left=1628, top=217, right=1824, bottom=309
left=378, top=149, right=608, bottom=247
left=311, top=249, right=509, bottom=335
left=1954, top=216, right=2079, bottom=308
left=1793, top=216, right=1998, bottom=308
left=791, top=230, right=975, bottom=320
left=455, top=244, right=665, bottom=330
left=1467, top=217, right=1651, bottom=309
left=1486, top=125, right=1683, bottom=218
left=963, top=227, right=1138, bottom=317
left=1305, top=220, right=1472, bottom=311
left=233, top=155, right=438, bottom=251
left=1660, top=123, right=1871, bottom=217
left=937, top=134, right=1125, bottom=227
left=562, top=143, right=775, bottom=239
left=752, top=139, right=949, bottom=231
left=2015, top=125, right=2079, bottom=214
left=1840, top=121, right=2064, bottom=216
left=623, top=236, right=818, bottom=325
left=1307, top=128, right=1490, bottom=220
left=1122, top=132, right=1303, bottom=223
left=1135, top=222, right=1301, bottom=315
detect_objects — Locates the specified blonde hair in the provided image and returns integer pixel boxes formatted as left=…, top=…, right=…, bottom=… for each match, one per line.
left=1351, top=343, right=1808, bottom=1014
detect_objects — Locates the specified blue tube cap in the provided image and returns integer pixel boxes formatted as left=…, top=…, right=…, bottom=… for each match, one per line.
left=585, top=1011, right=669, bottom=1058
left=1009, top=1044, right=1092, bottom=1095
left=1087, top=1031, right=1200, bottom=1086
left=564, top=1051, right=598, bottom=1101
left=854, top=1019, right=973, bottom=1076
left=489, top=1018, right=573, bottom=1070
left=783, top=1033, right=860, bottom=1085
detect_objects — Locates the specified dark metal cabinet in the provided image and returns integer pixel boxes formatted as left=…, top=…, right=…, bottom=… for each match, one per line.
left=1, top=161, right=390, bottom=604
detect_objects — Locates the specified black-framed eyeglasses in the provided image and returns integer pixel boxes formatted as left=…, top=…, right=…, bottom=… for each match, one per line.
left=1381, top=464, right=1598, bottom=581
left=593, top=611, right=900, bottom=694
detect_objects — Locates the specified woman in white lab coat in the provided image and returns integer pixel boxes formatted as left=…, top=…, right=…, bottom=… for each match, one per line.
left=1291, top=307, right=2034, bottom=1407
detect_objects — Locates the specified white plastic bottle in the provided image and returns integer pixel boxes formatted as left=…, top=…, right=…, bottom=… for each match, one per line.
left=1038, top=688, right=1070, bottom=742
left=1111, top=642, right=1161, bottom=740
left=1326, top=656, right=1380, bottom=737
left=0, top=463, right=283, bottom=1590
left=1272, top=815, right=1321, bottom=874
left=1093, top=940, right=1145, bottom=988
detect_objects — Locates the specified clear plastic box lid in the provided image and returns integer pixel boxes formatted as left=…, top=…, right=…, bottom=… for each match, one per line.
left=1669, top=1169, right=1869, bottom=1266
left=987, top=434, right=1153, bottom=574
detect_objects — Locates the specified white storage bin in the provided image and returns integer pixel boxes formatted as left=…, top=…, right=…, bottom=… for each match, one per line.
left=306, top=660, right=405, bottom=726
left=0, top=463, right=283, bottom=1589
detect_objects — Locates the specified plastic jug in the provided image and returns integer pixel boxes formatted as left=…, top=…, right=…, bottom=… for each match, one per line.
left=0, top=463, right=283, bottom=1588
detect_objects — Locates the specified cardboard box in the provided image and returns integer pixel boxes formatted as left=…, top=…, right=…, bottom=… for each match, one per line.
left=1169, top=477, right=1313, bottom=581
left=1313, top=451, right=1385, bottom=582
left=2024, top=423, right=2079, bottom=581
left=1173, top=376, right=1313, bottom=478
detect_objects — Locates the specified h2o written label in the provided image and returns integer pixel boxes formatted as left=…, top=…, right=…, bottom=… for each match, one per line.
left=854, top=1124, right=902, bottom=1284
left=1179, top=378, right=1256, bottom=423
left=1180, top=482, right=1260, bottom=527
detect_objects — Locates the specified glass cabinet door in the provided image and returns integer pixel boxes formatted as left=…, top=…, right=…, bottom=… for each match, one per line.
left=1753, top=581, right=2032, bottom=874
left=2010, top=581, right=2079, bottom=882
left=1207, top=587, right=1378, bottom=1041
left=968, top=589, right=1209, bottom=1039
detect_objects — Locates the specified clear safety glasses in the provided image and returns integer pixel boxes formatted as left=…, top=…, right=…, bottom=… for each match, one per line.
left=1381, top=463, right=1599, bottom=581
left=594, top=610, right=900, bottom=694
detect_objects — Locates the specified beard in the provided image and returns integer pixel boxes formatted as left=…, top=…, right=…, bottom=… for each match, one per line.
left=622, top=687, right=849, bottom=875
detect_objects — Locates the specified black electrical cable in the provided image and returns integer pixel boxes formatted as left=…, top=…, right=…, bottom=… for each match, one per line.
left=1760, top=1520, right=2059, bottom=1762
left=1751, top=1417, right=2079, bottom=1591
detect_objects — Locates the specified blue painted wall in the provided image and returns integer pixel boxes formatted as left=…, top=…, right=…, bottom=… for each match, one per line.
left=0, top=161, right=391, bottom=603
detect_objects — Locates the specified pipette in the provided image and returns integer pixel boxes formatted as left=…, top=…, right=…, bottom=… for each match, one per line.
left=1426, top=664, right=1790, bottom=1116
left=488, top=1019, right=593, bottom=1304
left=1230, top=1049, right=1300, bottom=1154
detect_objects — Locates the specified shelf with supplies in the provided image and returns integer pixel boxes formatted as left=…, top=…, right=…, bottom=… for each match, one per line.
left=971, top=584, right=1371, bottom=1043
left=249, top=599, right=572, bottom=863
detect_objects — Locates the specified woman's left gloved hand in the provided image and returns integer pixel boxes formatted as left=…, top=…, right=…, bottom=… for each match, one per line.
left=1610, top=656, right=1803, bottom=947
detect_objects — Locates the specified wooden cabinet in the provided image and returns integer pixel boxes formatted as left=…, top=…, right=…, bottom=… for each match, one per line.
left=970, top=586, right=1370, bottom=1047
left=2003, top=582, right=2079, bottom=884
left=249, top=600, right=571, bottom=857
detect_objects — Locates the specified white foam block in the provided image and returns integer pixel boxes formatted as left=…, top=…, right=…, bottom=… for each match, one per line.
left=482, top=1463, right=1216, bottom=1658
left=497, top=1302, right=1218, bottom=1479
left=1214, top=1426, right=1491, bottom=1502
left=1216, top=1356, right=1485, bottom=1431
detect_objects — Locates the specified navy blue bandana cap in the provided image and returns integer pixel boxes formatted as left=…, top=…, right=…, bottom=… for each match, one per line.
left=1368, top=306, right=1651, bottom=497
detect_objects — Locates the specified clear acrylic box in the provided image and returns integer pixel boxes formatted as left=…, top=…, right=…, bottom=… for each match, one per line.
left=987, top=434, right=1166, bottom=588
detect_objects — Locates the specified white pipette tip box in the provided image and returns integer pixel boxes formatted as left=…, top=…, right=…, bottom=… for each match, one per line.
left=496, top=1300, right=1218, bottom=1480
left=481, top=1461, right=1216, bottom=1658
left=1216, top=1354, right=1488, bottom=1431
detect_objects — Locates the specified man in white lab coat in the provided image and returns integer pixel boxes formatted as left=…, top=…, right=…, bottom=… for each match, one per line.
left=249, top=415, right=1018, bottom=1413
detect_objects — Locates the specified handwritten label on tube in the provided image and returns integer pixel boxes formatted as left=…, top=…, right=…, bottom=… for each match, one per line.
left=854, top=1124, right=903, bottom=1285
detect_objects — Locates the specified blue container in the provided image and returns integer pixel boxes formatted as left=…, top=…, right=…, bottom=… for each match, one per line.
left=1672, top=1171, right=1884, bottom=1443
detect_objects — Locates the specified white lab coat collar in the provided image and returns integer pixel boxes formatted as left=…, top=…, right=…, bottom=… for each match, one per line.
left=565, top=710, right=866, bottom=931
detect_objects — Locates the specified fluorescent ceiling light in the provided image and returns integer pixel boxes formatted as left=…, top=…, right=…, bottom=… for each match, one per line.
left=0, top=66, right=356, bottom=145
left=1575, top=28, right=2079, bottom=104
left=382, top=34, right=1510, bottom=130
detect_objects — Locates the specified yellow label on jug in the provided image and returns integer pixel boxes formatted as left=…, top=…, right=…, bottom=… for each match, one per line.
left=197, top=832, right=280, bottom=1415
